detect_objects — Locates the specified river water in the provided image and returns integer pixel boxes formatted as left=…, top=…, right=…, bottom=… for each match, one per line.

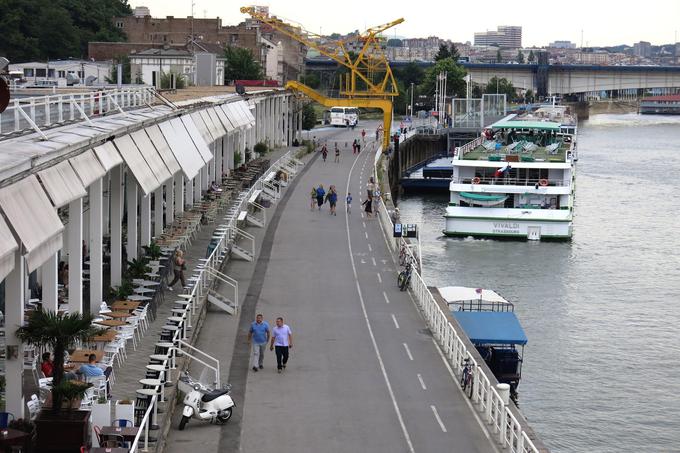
left=397, top=113, right=680, bottom=453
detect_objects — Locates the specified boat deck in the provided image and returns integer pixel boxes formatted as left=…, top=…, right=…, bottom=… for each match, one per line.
left=463, top=141, right=569, bottom=163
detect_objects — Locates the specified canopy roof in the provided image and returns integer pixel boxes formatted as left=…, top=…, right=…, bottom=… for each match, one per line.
left=438, top=286, right=510, bottom=304
left=453, top=311, right=527, bottom=346
left=459, top=192, right=507, bottom=202
left=492, top=120, right=560, bottom=131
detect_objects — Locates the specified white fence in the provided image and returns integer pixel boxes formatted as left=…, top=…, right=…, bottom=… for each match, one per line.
left=373, top=148, right=540, bottom=453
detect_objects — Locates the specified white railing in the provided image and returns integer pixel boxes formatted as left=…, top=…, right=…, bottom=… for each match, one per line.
left=129, top=393, right=158, bottom=452
left=455, top=136, right=484, bottom=157
left=373, top=148, right=540, bottom=453
left=0, top=87, right=156, bottom=135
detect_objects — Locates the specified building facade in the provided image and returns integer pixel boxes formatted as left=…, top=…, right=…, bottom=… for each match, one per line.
left=474, top=26, right=522, bottom=48
left=128, top=49, right=226, bottom=87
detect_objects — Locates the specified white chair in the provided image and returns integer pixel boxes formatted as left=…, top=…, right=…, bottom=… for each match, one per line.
left=118, top=325, right=137, bottom=350
left=87, top=375, right=108, bottom=400
left=99, top=301, right=112, bottom=314
left=27, top=394, right=41, bottom=420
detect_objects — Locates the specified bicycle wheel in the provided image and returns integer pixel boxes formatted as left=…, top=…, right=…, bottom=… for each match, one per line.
left=468, top=377, right=474, bottom=399
left=397, top=272, right=406, bottom=289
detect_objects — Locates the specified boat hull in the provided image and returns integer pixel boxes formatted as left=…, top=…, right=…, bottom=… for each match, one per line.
left=443, top=212, right=572, bottom=241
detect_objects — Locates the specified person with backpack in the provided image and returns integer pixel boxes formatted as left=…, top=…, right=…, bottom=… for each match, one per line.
left=321, top=144, right=328, bottom=162
left=325, top=185, right=338, bottom=216
left=315, top=184, right=326, bottom=210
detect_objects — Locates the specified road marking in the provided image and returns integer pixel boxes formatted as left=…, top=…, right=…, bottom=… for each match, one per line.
left=383, top=291, right=390, bottom=304
left=417, top=373, right=427, bottom=390
left=368, top=244, right=372, bottom=252
left=431, top=405, right=447, bottom=433
left=345, top=151, right=415, bottom=453
left=363, top=222, right=367, bottom=229
left=402, top=343, right=414, bottom=361
left=391, top=313, right=400, bottom=329
left=371, top=257, right=377, bottom=266
left=360, top=212, right=364, bottom=218
left=377, top=273, right=382, bottom=283
left=365, top=231, right=369, bottom=240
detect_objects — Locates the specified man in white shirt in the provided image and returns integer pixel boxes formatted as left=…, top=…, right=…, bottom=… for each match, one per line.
left=270, top=317, right=293, bottom=373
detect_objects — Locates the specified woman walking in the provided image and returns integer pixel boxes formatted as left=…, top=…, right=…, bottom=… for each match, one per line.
left=310, top=187, right=317, bottom=210
left=326, top=185, right=338, bottom=216
left=168, top=250, right=187, bottom=290
left=315, top=184, right=326, bottom=210
left=362, top=197, right=373, bottom=218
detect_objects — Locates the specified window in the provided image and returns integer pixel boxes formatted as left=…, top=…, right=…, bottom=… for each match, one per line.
left=23, top=68, right=34, bottom=77
left=58, top=71, right=66, bottom=78
left=116, top=21, right=124, bottom=28
left=230, top=34, right=239, bottom=44
left=78, top=71, right=84, bottom=78
left=47, top=69, right=55, bottom=78
left=35, top=68, right=46, bottom=77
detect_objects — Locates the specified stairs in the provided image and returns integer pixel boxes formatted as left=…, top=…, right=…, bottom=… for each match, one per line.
left=232, top=244, right=254, bottom=261
left=207, top=289, right=237, bottom=315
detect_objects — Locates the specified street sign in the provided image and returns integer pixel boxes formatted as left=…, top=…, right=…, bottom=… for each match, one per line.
left=394, top=223, right=417, bottom=238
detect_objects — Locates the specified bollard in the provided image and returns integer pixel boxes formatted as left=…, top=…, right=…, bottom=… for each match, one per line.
left=496, top=383, right=511, bottom=405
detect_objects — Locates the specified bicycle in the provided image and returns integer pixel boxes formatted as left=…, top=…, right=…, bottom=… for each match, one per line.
left=398, top=243, right=410, bottom=266
left=460, top=358, right=474, bottom=399
left=397, top=261, right=412, bottom=291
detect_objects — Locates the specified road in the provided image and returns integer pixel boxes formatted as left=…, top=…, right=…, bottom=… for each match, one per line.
left=166, top=121, right=498, bottom=453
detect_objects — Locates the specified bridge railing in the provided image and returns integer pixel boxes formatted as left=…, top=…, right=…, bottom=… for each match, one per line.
left=373, top=147, right=540, bottom=453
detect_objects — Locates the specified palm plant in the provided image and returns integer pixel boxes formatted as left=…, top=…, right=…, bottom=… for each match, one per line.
left=16, top=311, right=104, bottom=412
left=142, top=241, right=162, bottom=260
left=126, top=257, right=150, bottom=279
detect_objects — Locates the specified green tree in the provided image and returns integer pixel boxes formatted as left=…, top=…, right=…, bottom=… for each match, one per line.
left=528, top=50, right=535, bottom=63
left=517, top=50, right=525, bottom=64
left=395, top=61, right=425, bottom=87
left=160, top=71, right=186, bottom=89
left=485, top=76, right=517, bottom=101
left=449, top=43, right=460, bottom=61
left=420, top=57, right=467, bottom=100
left=105, top=55, right=131, bottom=84
left=224, top=46, right=263, bottom=82
left=386, top=38, right=402, bottom=48
left=434, top=43, right=451, bottom=61
left=525, top=89, right=535, bottom=103
left=300, top=72, right=320, bottom=89
left=496, top=49, right=502, bottom=63
left=301, top=102, right=317, bottom=130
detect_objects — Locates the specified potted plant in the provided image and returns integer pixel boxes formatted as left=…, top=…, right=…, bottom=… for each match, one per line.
left=16, top=311, right=104, bottom=452
left=126, top=257, right=150, bottom=279
left=110, top=278, right=134, bottom=300
left=254, top=142, right=268, bottom=156
left=142, top=240, right=163, bottom=261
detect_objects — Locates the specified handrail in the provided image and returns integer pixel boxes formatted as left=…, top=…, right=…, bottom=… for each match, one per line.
left=129, top=393, right=158, bottom=452
left=455, top=136, right=485, bottom=157
left=373, top=146, right=540, bottom=453
left=175, top=340, right=221, bottom=387
left=454, top=176, right=568, bottom=187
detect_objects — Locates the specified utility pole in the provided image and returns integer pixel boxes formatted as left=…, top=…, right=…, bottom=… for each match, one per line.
left=410, top=82, right=414, bottom=119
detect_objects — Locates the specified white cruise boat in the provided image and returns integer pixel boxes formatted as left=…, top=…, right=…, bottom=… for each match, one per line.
left=444, top=106, right=577, bottom=241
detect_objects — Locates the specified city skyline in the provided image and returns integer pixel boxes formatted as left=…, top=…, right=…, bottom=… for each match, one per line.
left=130, top=0, right=680, bottom=47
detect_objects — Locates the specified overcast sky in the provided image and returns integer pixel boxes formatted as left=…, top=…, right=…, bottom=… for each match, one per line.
left=131, top=0, right=680, bottom=47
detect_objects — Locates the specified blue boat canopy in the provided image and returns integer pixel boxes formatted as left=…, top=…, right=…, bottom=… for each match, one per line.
left=453, top=312, right=528, bottom=345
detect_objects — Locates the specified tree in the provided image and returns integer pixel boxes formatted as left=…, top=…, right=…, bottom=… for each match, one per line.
left=449, top=43, right=460, bottom=61
left=224, top=46, right=263, bottom=82
left=525, top=89, right=535, bottom=103
left=302, top=102, right=317, bottom=130
left=420, top=57, right=467, bottom=102
left=496, top=49, right=502, bottom=63
left=528, top=50, right=535, bottom=63
left=484, top=76, right=517, bottom=101
left=386, top=38, right=403, bottom=48
left=395, top=62, right=425, bottom=87
left=434, top=43, right=451, bottom=61
left=300, top=72, right=320, bottom=89
left=160, top=71, right=186, bottom=89
left=105, top=55, right=131, bottom=84
left=517, top=50, right=525, bottom=64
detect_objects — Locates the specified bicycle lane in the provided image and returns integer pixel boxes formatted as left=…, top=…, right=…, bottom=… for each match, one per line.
left=347, top=148, right=500, bottom=453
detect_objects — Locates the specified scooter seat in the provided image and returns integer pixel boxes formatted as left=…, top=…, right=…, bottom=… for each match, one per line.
left=201, top=388, right=230, bottom=403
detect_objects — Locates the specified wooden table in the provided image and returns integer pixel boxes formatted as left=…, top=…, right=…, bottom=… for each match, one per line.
left=94, top=319, right=127, bottom=328
left=90, top=329, right=118, bottom=343
left=0, top=427, right=31, bottom=451
left=69, top=349, right=104, bottom=363
left=100, top=425, right=140, bottom=442
left=105, top=311, right=132, bottom=319
left=88, top=448, right=130, bottom=453
left=111, top=301, right=141, bottom=311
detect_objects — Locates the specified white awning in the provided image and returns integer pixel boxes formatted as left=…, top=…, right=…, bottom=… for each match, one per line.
left=198, top=109, right=221, bottom=140
left=0, top=175, right=64, bottom=272
left=70, top=149, right=106, bottom=187
left=205, top=108, right=227, bottom=137
left=0, top=215, right=18, bottom=282
left=437, top=286, right=510, bottom=305
left=214, top=106, right=236, bottom=132
left=113, top=134, right=161, bottom=195
left=190, top=112, right=215, bottom=144
left=37, top=160, right=87, bottom=208
left=236, top=101, right=256, bottom=126
left=130, top=130, right=173, bottom=184
left=160, top=120, right=203, bottom=180
left=145, top=125, right=181, bottom=176
left=224, top=103, right=246, bottom=128
left=93, top=141, right=123, bottom=171
left=179, top=116, right=213, bottom=163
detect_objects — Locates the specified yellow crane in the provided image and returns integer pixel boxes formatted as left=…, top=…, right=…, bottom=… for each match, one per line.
left=240, top=6, right=403, bottom=150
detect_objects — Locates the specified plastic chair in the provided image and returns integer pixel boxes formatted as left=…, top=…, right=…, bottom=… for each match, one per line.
left=0, top=412, right=14, bottom=429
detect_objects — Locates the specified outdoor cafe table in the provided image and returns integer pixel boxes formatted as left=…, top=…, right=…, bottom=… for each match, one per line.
left=69, top=349, right=105, bottom=363
left=104, top=312, right=132, bottom=319
left=111, top=301, right=141, bottom=312
left=127, top=295, right=152, bottom=302
left=100, top=425, right=140, bottom=442
left=0, top=427, right=31, bottom=451
left=90, top=329, right=118, bottom=343
left=94, top=319, right=127, bottom=328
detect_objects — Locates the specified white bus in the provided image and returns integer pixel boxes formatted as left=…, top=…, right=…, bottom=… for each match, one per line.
left=329, top=107, right=359, bottom=127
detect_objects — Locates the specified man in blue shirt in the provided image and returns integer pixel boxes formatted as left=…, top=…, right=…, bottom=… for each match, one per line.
left=248, top=314, right=270, bottom=372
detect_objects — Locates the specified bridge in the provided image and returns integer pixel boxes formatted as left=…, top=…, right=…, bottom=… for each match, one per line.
left=306, top=57, right=680, bottom=99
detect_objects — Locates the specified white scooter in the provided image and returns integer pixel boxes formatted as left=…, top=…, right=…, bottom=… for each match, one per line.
left=177, top=371, right=234, bottom=430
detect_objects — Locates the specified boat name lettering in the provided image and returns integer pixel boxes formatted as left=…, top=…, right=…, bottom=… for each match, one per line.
left=492, top=222, right=520, bottom=234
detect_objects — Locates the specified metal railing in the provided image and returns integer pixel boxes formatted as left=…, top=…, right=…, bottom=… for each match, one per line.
left=373, top=149, right=540, bottom=453
left=453, top=176, right=568, bottom=187
left=129, top=393, right=158, bottom=453
left=455, top=136, right=484, bottom=157
left=0, top=87, right=157, bottom=136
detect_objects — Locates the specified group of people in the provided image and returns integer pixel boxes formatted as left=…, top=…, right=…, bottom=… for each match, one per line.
left=248, top=314, right=293, bottom=374
left=361, top=177, right=381, bottom=218
left=41, top=352, right=113, bottom=392
left=310, top=184, right=350, bottom=216
left=320, top=143, right=342, bottom=163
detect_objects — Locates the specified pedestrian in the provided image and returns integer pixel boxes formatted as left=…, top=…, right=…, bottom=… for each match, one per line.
left=373, top=186, right=382, bottom=211
left=316, top=184, right=325, bottom=210
left=249, top=314, right=270, bottom=372
left=326, top=185, right=338, bottom=216
left=167, top=250, right=186, bottom=290
left=334, top=144, right=340, bottom=163
left=375, top=128, right=380, bottom=141
left=361, top=129, right=366, bottom=142
left=362, top=197, right=373, bottom=218
left=310, top=186, right=317, bottom=210
left=270, top=317, right=293, bottom=373
left=346, top=192, right=352, bottom=214
left=321, top=144, right=328, bottom=162
left=356, top=141, right=361, bottom=153
left=352, top=139, right=357, bottom=154
left=366, top=177, right=375, bottom=201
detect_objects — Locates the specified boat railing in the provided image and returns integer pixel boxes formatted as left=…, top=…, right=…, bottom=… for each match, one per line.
left=453, top=176, right=568, bottom=187
left=455, top=136, right=484, bottom=157
left=373, top=150, right=540, bottom=453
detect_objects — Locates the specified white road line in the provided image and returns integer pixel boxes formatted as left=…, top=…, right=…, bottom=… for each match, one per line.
left=402, top=343, right=414, bottom=361
left=382, top=291, right=390, bottom=304
left=344, top=152, right=415, bottom=453
left=371, top=257, right=377, bottom=266
left=363, top=222, right=367, bottom=229
left=365, top=231, right=369, bottom=240
left=391, top=313, right=400, bottom=329
left=368, top=244, right=372, bottom=252
left=417, top=373, right=427, bottom=390
left=377, top=273, right=382, bottom=283
left=360, top=212, right=364, bottom=218
left=431, top=405, right=447, bottom=433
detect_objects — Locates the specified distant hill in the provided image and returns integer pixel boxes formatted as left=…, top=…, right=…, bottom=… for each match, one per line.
left=0, top=0, right=131, bottom=62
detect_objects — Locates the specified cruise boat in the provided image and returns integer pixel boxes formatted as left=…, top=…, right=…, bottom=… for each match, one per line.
left=444, top=106, right=577, bottom=241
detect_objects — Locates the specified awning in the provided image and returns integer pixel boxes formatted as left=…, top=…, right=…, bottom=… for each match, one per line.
left=237, top=101, right=256, bottom=126
left=0, top=175, right=64, bottom=272
left=160, top=120, right=202, bottom=180
left=453, top=312, right=527, bottom=346
left=113, top=134, right=161, bottom=195
left=205, top=108, right=227, bottom=137
left=37, top=160, right=87, bottom=207
left=214, top=105, right=236, bottom=132
left=438, top=286, right=510, bottom=305
left=70, top=149, right=106, bottom=187
left=0, top=215, right=18, bottom=281
left=145, top=125, right=181, bottom=176
left=93, top=141, right=123, bottom=171
left=224, top=103, right=247, bottom=128
left=179, top=116, right=213, bottom=163
left=191, top=112, right=215, bottom=144
left=130, top=130, right=172, bottom=184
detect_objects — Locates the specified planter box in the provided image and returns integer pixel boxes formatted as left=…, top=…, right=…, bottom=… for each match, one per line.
left=91, top=401, right=111, bottom=447
left=114, top=400, right=135, bottom=426
left=35, top=409, right=90, bottom=453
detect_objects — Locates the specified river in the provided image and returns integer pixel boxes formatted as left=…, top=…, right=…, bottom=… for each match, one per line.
left=397, top=113, right=680, bottom=453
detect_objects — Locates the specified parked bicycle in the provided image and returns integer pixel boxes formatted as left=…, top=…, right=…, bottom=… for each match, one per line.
left=397, top=260, right=412, bottom=291
left=461, top=358, right=474, bottom=398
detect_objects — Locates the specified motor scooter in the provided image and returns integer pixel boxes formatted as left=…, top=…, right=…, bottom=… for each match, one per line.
left=177, top=371, right=234, bottom=430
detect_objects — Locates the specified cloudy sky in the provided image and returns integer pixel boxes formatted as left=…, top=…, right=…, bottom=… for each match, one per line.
left=131, top=0, right=680, bottom=47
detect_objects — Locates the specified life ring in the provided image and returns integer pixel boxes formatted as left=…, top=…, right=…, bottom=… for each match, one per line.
left=539, top=179, right=548, bottom=187
left=472, top=177, right=481, bottom=184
